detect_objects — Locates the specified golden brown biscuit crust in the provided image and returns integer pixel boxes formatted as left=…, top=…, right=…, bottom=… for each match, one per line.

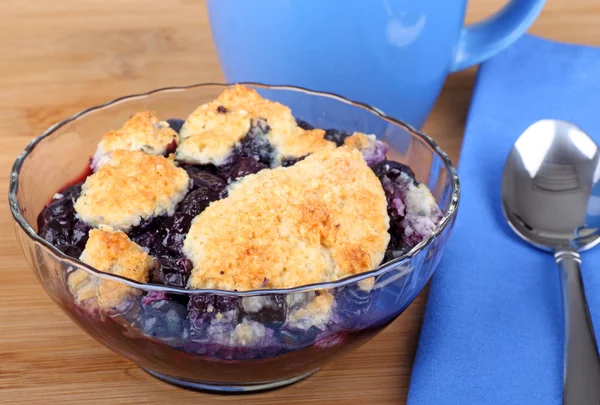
left=176, top=85, right=335, bottom=166
left=97, top=111, right=179, bottom=157
left=75, top=150, right=189, bottom=231
left=184, top=146, right=390, bottom=291
left=69, top=226, right=154, bottom=310
left=344, top=132, right=374, bottom=150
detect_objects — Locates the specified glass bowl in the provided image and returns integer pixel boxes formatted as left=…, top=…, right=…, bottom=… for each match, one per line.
left=9, top=83, right=459, bottom=392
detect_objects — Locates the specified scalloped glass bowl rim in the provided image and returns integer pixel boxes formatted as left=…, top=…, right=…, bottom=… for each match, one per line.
left=9, top=82, right=460, bottom=297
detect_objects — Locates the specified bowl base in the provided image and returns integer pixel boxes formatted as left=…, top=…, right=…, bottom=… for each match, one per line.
left=141, top=367, right=319, bottom=393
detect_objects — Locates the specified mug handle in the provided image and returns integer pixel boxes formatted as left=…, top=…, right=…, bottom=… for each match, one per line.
left=450, top=0, right=546, bottom=72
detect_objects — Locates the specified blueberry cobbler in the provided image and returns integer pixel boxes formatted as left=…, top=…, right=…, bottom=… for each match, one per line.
left=38, top=85, right=442, bottom=360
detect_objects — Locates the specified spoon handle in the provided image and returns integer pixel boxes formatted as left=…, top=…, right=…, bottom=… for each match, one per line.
left=555, top=250, right=600, bottom=405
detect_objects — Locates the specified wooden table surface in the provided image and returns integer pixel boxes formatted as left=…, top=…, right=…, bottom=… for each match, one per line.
left=1, top=1, right=598, bottom=403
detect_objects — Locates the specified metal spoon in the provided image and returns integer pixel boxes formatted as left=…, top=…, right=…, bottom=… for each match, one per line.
left=502, top=119, right=600, bottom=404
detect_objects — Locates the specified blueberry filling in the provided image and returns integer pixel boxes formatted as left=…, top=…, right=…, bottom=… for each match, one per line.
left=178, top=185, right=220, bottom=218
left=332, top=284, right=378, bottom=330
left=150, top=257, right=193, bottom=288
left=242, top=295, right=287, bottom=328
left=373, top=160, right=417, bottom=185
left=188, top=294, right=243, bottom=333
left=56, top=244, right=83, bottom=259
left=127, top=217, right=159, bottom=252
left=71, top=219, right=92, bottom=248
left=217, top=156, right=269, bottom=183
left=276, top=326, right=322, bottom=350
left=294, top=117, right=314, bottom=131
left=139, top=298, right=189, bottom=342
left=281, top=156, right=307, bottom=167
left=166, top=118, right=185, bottom=134
left=165, top=140, right=178, bottom=155
left=182, top=165, right=227, bottom=195
left=383, top=230, right=409, bottom=262
left=233, top=117, right=274, bottom=165
left=323, top=128, right=351, bottom=147
left=38, top=182, right=89, bottom=252
left=128, top=182, right=222, bottom=257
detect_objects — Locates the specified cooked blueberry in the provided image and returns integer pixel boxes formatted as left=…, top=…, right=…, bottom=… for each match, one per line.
left=188, top=294, right=242, bottom=330
left=173, top=213, right=194, bottom=233
left=213, top=296, right=242, bottom=314
left=140, top=299, right=188, bottom=341
left=383, top=232, right=408, bottom=262
left=384, top=248, right=406, bottom=262
left=187, top=295, right=215, bottom=327
left=151, top=257, right=193, bottom=288
left=216, top=105, right=228, bottom=114
left=242, top=295, right=287, bottom=327
left=373, top=160, right=416, bottom=182
left=142, top=291, right=169, bottom=305
left=324, top=129, right=350, bottom=147
left=44, top=198, right=74, bottom=222
left=40, top=218, right=73, bottom=246
left=235, top=118, right=274, bottom=164
left=281, top=156, right=307, bottom=167
left=61, top=182, right=83, bottom=203
left=217, top=157, right=268, bottom=183
left=332, top=284, right=378, bottom=330
left=276, top=326, right=322, bottom=350
left=400, top=220, right=431, bottom=250
left=248, top=117, right=270, bottom=137
left=56, top=244, right=83, bottom=258
left=374, top=161, right=420, bottom=223
left=36, top=209, right=48, bottom=233
left=178, top=186, right=219, bottom=218
left=361, top=140, right=388, bottom=168
left=128, top=216, right=158, bottom=234
left=128, top=217, right=161, bottom=252
left=161, top=272, right=186, bottom=289
left=128, top=217, right=170, bottom=256
left=295, top=118, right=314, bottom=130
left=165, top=140, right=178, bottom=155
left=184, top=167, right=227, bottom=195
left=166, top=118, right=185, bottom=134
left=71, top=220, right=91, bottom=248
left=182, top=163, right=217, bottom=174
left=154, top=213, right=193, bottom=254
left=130, top=231, right=157, bottom=252
left=118, top=297, right=142, bottom=324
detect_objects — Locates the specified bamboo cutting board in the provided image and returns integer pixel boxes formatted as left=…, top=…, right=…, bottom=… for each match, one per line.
left=1, top=0, right=598, bottom=403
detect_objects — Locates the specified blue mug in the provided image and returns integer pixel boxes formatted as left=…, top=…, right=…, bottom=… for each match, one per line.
left=207, top=0, right=545, bottom=128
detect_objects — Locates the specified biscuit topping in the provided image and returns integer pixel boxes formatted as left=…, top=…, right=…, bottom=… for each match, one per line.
left=183, top=147, right=390, bottom=291
left=75, top=150, right=189, bottom=231
left=68, top=226, right=155, bottom=310
left=92, top=111, right=179, bottom=169
left=176, top=85, right=335, bottom=166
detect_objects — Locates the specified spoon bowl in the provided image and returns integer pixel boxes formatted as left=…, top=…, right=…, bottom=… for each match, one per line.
left=502, top=119, right=600, bottom=405
left=502, top=119, right=600, bottom=251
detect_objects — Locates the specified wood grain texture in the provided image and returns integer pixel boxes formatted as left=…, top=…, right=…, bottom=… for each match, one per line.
left=1, top=0, right=599, bottom=403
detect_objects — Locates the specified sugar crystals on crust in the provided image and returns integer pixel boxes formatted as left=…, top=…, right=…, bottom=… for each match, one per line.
left=75, top=150, right=189, bottom=231
left=183, top=146, right=390, bottom=291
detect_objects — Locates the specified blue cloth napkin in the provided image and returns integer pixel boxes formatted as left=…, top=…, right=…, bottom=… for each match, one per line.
left=407, top=34, right=600, bottom=404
